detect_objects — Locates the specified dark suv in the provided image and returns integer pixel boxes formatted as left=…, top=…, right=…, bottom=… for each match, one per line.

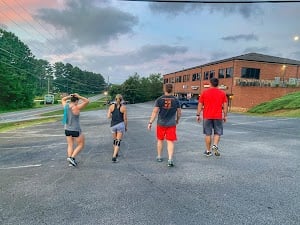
left=178, top=98, right=198, bottom=109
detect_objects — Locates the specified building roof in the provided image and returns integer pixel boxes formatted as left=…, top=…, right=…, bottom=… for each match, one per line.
left=165, top=52, right=300, bottom=75
left=211, top=52, right=300, bottom=66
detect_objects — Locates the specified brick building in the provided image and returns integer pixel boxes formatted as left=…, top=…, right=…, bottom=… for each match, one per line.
left=163, top=53, right=300, bottom=110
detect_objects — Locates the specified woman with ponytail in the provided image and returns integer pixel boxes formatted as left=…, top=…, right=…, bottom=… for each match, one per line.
left=107, top=94, right=128, bottom=162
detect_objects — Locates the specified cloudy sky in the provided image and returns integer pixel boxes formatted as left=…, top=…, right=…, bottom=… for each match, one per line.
left=1, top=0, right=300, bottom=84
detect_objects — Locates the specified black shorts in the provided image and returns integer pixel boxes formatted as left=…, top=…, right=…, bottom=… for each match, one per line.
left=65, top=130, right=80, bottom=137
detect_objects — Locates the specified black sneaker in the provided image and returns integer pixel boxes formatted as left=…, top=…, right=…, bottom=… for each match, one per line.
left=167, top=159, right=174, bottom=167
left=67, top=157, right=77, bottom=166
left=203, top=151, right=212, bottom=157
left=112, top=157, right=118, bottom=163
left=212, top=145, right=220, bottom=156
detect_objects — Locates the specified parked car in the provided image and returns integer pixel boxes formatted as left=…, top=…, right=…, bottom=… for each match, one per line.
left=178, top=98, right=198, bottom=109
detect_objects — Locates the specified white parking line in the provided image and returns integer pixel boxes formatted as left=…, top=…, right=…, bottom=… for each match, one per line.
left=0, top=164, right=42, bottom=170
left=231, top=118, right=292, bottom=125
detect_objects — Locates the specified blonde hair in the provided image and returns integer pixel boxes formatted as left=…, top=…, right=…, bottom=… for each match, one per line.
left=115, top=94, right=123, bottom=104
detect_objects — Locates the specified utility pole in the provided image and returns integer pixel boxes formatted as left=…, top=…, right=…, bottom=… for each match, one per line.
left=47, top=77, right=50, bottom=94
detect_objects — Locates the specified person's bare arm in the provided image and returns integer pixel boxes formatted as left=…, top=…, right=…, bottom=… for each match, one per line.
left=176, top=108, right=182, bottom=124
left=107, top=104, right=113, bottom=119
left=122, top=105, right=128, bottom=131
left=61, top=94, right=72, bottom=107
left=148, top=107, right=159, bottom=130
left=75, top=94, right=89, bottom=110
left=196, top=102, right=203, bottom=123
left=223, top=101, right=228, bottom=122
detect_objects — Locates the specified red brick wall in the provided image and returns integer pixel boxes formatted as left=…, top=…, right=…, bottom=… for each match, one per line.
left=230, top=86, right=300, bottom=109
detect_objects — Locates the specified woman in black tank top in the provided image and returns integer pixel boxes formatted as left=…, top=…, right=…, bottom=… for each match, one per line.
left=107, top=94, right=128, bottom=163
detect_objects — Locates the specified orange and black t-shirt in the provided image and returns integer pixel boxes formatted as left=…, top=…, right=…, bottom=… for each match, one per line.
left=155, top=95, right=180, bottom=127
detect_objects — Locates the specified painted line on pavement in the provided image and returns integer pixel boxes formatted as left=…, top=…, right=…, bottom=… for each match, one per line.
left=0, top=164, right=42, bottom=170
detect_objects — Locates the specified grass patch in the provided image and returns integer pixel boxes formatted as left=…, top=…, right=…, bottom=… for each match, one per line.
left=41, top=101, right=107, bottom=117
left=0, top=100, right=108, bottom=132
left=248, top=91, right=300, bottom=114
left=0, top=117, right=60, bottom=133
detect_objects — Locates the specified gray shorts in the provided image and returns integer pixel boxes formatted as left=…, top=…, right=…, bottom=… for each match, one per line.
left=110, top=122, right=126, bottom=134
left=203, top=119, right=223, bottom=136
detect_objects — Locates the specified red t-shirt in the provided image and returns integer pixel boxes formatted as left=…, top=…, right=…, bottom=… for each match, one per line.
left=199, top=87, right=227, bottom=119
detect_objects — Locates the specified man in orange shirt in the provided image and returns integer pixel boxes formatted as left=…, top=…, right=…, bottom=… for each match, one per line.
left=196, top=78, right=228, bottom=156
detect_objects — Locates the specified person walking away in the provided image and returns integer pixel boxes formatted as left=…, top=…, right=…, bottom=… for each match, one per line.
left=196, top=77, right=228, bottom=156
left=107, top=94, right=128, bottom=163
left=148, top=83, right=181, bottom=167
left=61, top=93, right=89, bottom=166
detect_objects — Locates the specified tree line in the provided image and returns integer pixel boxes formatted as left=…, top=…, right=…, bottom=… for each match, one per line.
left=108, top=73, right=163, bottom=104
left=0, top=28, right=106, bottom=110
left=0, top=28, right=163, bottom=111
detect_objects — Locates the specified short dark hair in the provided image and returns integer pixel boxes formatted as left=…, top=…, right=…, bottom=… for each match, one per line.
left=165, top=83, right=173, bottom=93
left=210, top=77, right=219, bottom=87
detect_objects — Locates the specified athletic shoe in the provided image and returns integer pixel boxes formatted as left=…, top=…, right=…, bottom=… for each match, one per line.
left=156, top=156, right=163, bottom=162
left=203, top=151, right=212, bottom=157
left=212, top=145, right=220, bottom=156
left=167, top=159, right=174, bottom=167
left=67, top=157, right=77, bottom=166
left=112, top=157, right=118, bottom=163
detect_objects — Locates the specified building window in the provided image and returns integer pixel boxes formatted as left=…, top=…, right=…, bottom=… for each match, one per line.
left=218, top=69, right=225, bottom=79
left=176, top=76, right=182, bottom=83
left=170, top=77, right=175, bottom=83
left=164, top=78, right=169, bottom=84
left=192, top=73, right=196, bottom=81
left=241, top=67, right=260, bottom=79
left=210, top=70, right=215, bottom=79
left=226, top=67, right=233, bottom=78
left=204, top=71, right=209, bottom=80
left=183, top=74, right=190, bottom=82
left=192, top=73, right=201, bottom=81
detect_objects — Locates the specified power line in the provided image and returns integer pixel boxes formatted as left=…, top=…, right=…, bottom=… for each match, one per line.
left=13, top=0, right=75, bottom=54
left=120, top=0, right=300, bottom=3
left=1, top=0, right=104, bottom=90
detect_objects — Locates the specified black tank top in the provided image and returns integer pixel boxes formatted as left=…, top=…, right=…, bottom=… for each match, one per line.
left=111, top=104, right=124, bottom=127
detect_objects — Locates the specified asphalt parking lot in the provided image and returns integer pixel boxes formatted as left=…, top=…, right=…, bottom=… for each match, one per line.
left=0, top=102, right=299, bottom=225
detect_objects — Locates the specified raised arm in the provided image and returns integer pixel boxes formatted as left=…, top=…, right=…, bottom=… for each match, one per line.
left=75, top=94, right=89, bottom=110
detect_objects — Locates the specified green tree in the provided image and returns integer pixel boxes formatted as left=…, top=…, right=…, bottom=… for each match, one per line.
left=113, top=73, right=163, bottom=104
left=0, top=28, right=37, bottom=109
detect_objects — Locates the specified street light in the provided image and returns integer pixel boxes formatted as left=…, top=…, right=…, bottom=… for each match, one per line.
left=104, top=91, right=108, bottom=109
left=282, top=65, right=286, bottom=85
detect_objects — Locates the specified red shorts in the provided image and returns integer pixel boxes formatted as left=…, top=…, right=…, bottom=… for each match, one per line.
left=156, top=125, right=177, bottom=141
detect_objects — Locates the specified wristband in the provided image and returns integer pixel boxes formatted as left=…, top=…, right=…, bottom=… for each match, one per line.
left=196, top=114, right=200, bottom=116
left=148, top=122, right=152, bottom=124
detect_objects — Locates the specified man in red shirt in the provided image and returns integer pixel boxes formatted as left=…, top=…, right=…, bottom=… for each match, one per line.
left=196, top=77, right=228, bottom=156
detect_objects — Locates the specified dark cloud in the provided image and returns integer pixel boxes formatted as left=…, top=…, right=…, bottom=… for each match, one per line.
left=149, top=2, right=263, bottom=18
left=129, top=44, right=188, bottom=62
left=93, top=44, right=188, bottom=65
left=55, top=44, right=187, bottom=83
left=149, top=3, right=193, bottom=16
left=35, top=0, right=138, bottom=46
left=222, top=34, right=258, bottom=42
